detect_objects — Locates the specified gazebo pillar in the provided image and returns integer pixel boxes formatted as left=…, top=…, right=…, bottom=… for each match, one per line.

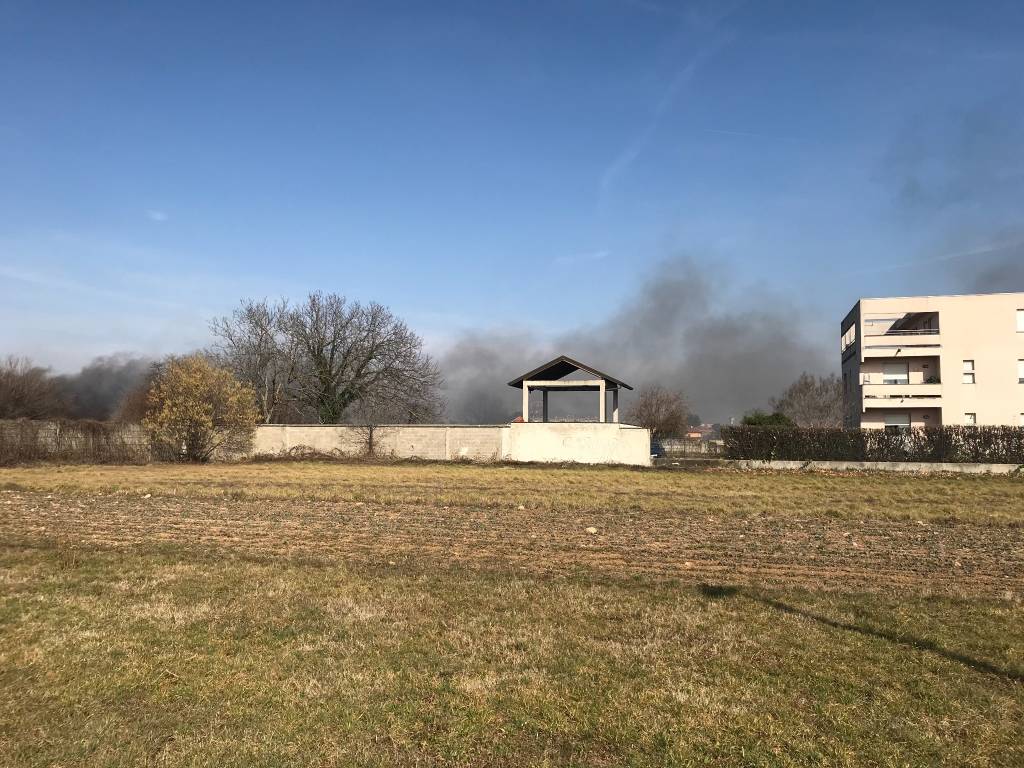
left=522, top=384, right=530, bottom=422
left=612, top=389, right=619, bottom=423
left=598, top=380, right=606, bottom=423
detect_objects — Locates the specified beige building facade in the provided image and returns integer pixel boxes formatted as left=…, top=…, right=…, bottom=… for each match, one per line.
left=841, top=292, right=1024, bottom=429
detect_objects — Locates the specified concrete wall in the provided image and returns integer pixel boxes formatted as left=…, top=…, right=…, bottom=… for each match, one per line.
left=502, top=422, right=651, bottom=466
left=0, top=419, right=150, bottom=463
left=252, top=424, right=505, bottom=462
left=252, top=425, right=368, bottom=456
left=659, top=438, right=724, bottom=457
left=251, top=422, right=651, bottom=466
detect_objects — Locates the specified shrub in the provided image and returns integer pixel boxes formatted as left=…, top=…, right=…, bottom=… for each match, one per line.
left=741, top=411, right=795, bottom=427
left=143, top=356, right=258, bottom=462
left=721, top=425, right=1024, bottom=464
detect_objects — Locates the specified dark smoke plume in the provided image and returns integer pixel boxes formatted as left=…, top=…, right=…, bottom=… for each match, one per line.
left=54, top=354, right=154, bottom=420
left=440, top=257, right=832, bottom=424
left=961, top=239, right=1024, bottom=293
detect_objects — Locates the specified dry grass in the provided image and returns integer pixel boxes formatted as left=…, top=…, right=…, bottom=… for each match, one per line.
left=1, top=462, right=1023, bottom=766
left=2, top=460, right=1023, bottom=523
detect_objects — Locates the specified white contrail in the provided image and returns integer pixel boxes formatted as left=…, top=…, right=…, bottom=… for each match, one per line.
left=847, top=238, right=1024, bottom=276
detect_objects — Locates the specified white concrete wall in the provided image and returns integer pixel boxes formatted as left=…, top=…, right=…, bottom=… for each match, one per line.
left=444, top=426, right=505, bottom=461
left=501, top=422, right=651, bottom=466
left=251, top=422, right=651, bottom=466
left=252, top=425, right=367, bottom=456
left=252, top=424, right=504, bottom=461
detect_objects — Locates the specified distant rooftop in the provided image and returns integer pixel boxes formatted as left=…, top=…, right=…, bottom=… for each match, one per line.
left=858, top=290, right=1024, bottom=302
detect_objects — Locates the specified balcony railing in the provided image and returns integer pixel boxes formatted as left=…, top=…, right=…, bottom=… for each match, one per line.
left=864, top=328, right=940, bottom=337
left=862, top=382, right=943, bottom=402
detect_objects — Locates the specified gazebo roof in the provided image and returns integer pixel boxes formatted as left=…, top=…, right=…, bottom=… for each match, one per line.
left=507, top=355, right=633, bottom=390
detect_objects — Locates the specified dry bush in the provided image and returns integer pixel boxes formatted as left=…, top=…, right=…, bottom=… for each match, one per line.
left=143, top=355, right=258, bottom=462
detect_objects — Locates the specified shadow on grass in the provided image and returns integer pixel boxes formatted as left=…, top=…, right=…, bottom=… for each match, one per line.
left=697, top=583, right=1024, bottom=684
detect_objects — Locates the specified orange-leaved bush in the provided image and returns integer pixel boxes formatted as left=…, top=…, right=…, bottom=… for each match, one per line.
left=143, top=355, right=258, bottom=462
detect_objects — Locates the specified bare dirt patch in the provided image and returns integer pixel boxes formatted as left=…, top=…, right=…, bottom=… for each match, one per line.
left=3, top=488, right=1020, bottom=597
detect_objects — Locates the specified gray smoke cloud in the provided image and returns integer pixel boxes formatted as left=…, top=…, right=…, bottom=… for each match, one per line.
left=440, top=332, right=543, bottom=424
left=962, top=239, right=1024, bottom=293
left=440, top=257, right=833, bottom=424
left=884, top=98, right=1024, bottom=293
left=54, top=353, right=154, bottom=420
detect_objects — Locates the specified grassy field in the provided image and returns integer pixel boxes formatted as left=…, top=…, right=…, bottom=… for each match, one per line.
left=3, top=459, right=1024, bottom=522
left=1, top=462, right=1022, bottom=766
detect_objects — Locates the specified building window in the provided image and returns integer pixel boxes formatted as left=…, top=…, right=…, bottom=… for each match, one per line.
left=882, top=361, right=909, bottom=385
left=1018, top=309, right=1024, bottom=332
left=1020, top=413, right=1024, bottom=426
left=884, top=412, right=911, bottom=433
left=962, top=360, right=975, bottom=384
left=964, top=412, right=977, bottom=425
left=1018, top=360, right=1024, bottom=384
left=841, top=325, right=857, bottom=352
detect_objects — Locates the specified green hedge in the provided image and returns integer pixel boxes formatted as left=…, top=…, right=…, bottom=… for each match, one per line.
left=720, top=425, right=1024, bottom=464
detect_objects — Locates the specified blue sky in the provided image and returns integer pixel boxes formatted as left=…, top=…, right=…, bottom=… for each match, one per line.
left=2, top=0, right=1023, bottom=373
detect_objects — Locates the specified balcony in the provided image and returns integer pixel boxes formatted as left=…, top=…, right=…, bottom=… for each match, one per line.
left=861, top=328, right=940, bottom=358
left=862, top=382, right=942, bottom=409
left=861, top=311, right=941, bottom=359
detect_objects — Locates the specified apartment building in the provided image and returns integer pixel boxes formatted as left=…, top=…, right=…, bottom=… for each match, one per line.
left=841, top=292, right=1024, bottom=429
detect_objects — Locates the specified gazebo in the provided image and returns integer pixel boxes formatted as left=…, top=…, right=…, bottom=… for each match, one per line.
left=507, top=355, right=633, bottom=423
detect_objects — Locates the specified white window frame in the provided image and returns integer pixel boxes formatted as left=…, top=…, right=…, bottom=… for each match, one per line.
left=962, top=360, right=975, bottom=384
left=1017, top=309, right=1024, bottom=333
left=964, top=412, right=977, bottom=426
left=883, top=412, right=911, bottom=433
left=1018, top=359, right=1024, bottom=384
left=882, top=361, right=909, bottom=385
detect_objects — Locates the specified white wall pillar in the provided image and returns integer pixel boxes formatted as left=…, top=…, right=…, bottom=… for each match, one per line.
left=612, top=389, right=619, bottom=423
left=522, top=385, right=530, bottom=422
left=598, top=381, right=606, bottom=423
left=542, top=390, right=549, bottom=422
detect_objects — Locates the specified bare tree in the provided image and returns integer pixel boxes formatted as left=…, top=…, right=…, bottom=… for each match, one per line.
left=771, top=372, right=843, bottom=428
left=112, top=362, right=162, bottom=423
left=212, top=292, right=443, bottom=425
left=624, top=385, right=689, bottom=439
left=0, top=356, right=67, bottom=419
left=280, top=292, right=442, bottom=424
left=210, top=299, right=302, bottom=423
